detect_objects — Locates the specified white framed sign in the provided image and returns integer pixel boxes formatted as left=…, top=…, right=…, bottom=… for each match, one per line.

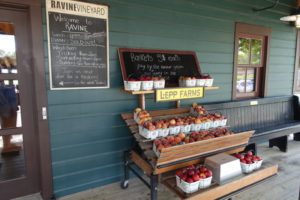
left=46, top=0, right=109, bottom=89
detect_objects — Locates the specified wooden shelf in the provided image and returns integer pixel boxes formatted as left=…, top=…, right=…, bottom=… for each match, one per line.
left=120, top=86, right=219, bottom=95
left=162, top=163, right=278, bottom=200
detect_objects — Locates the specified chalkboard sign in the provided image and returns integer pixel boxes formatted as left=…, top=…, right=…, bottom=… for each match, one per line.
left=46, top=0, right=109, bottom=90
left=118, top=48, right=201, bottom=86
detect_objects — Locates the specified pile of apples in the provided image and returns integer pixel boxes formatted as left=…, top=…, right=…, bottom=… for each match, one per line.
left=199, top=74, right=213, bottom=80
left=153, top=128, right=233, bottom=151
left=190, top=103, right=208, bottom=115
left=179, top=76, right=197, bottom=81
left=176, top=164, right=213, bottom=183
left=142, top=113, right=226, bottom=131
left=128, top=76, right=165, bottom=81
left=234, top=151, right=262, bottom=164
left=134, top=108, right=152, bottom=124
left=139, top=76, right=152, bottom=81
left=152, top=77, right=165, bottom=81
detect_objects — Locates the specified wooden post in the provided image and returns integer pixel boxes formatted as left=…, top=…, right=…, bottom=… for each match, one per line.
left=175, top=100, right=180, bottom=108
left=139, top=94, right=145, bottom=110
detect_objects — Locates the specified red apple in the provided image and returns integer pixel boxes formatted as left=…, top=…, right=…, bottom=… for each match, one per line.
left=188, top=165, right=195, bottom=169
left=188, top=169, right=195, bottom=176
left=205, top=170, right=213, bottom=177
left=176, top=171, right=182, bottom=177
left=256, top=156, right=262, bottom=161
left=187, top=178, right=194, bottom=183
left=192, top=174, right=200, bottom=181
left=199, top=173, right=206, bottom=179
left=235, top=153, right=241, bottom=159
left=199, top=167, right=207, bottom=173
left=148, top=125, right=156, bottom=131
left=247, top=151, right=253, bottom=156
left=240, top=159, right=246, bottom=163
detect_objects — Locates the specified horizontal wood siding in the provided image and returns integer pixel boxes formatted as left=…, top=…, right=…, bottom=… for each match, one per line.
left=41, top=0, right=297, bottom=197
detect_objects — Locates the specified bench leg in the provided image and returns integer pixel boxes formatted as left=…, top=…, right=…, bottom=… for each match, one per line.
left=294, top=133, right=300, bottom=141
left=120, top=151, right=130, bottom=189
left=244, top=143, right=257, bottom=155
left=269, top=136, right=288, bottom=152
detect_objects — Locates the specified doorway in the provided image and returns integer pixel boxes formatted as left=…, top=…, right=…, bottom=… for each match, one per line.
left=0, top=4, right=47, bottom=200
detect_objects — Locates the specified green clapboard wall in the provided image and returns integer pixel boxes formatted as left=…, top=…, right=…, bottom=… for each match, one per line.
left=41, top=0, right=297, bottom=197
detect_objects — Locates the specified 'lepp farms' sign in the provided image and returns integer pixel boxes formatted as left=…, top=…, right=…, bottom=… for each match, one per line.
left=46, top=0, right=109, bottom=90
left=156, top=87, right=204, bottom=102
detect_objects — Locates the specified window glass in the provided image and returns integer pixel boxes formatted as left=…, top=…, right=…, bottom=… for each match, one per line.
left=238, top=38, right=250, bottom=64
left=246, top=68, right=255, bottom=92
left=0, top=33, right=17, bottom=74
left=251, top=39, right=262, bottom=65
left=236, top=68, right=246, bottom=93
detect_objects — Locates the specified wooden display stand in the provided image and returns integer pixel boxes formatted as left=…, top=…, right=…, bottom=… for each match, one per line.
left=118, top=48, right=278, bottom=199
left=120, top=99, right=278, bottom=200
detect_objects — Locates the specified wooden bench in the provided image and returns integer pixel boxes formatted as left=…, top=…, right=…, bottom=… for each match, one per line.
left=200, top=95, right=300, bottom=153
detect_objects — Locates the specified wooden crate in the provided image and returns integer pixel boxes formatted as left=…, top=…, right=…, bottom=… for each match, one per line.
left=155, top=130, right=254, bottom=166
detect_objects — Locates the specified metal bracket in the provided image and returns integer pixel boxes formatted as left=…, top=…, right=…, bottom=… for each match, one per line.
left=253, top=0, right=279, bottom=12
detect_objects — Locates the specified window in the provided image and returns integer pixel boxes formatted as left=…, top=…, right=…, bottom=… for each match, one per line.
left=233, top=23, right=271, bottom=99
left=294, top=31, right=300, bottom=92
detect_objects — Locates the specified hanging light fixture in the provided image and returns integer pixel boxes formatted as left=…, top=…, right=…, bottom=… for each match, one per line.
left=280, top=0, right=300, bottom=28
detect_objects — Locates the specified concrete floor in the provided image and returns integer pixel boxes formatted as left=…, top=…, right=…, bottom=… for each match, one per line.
left=59, top=140, right=300, bottom=200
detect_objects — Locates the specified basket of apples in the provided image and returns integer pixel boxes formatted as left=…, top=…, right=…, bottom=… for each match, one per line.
left=153, top=120, right=169, bottom=137
left=153, top=77, right=165, bottom=89
left=208, top=113, right=227, bottom=128
left=139, top=121, right=159, bottom=139
left=175, top=164, right=213, bottom=193
left=235, top=151, right=263, bottom=174
left=179, top=76, right=197, bottom=87
left=124, top=76, right=141, bottom=91
left=168, top=118, right=181, bottom=135
left=140, top=76, right=154, bottom=90
left=153, top=134, right=186, bottom=156
left=201, top=74, right=214, bottom=87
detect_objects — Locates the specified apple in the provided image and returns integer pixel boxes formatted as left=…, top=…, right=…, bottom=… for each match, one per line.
left=148, top=125, right=156, bottom=131
left=205, top=170, right=213, bottom=177
left=187, top=178, right=194, bottom=183
left=192, top=174, right=200, bottom=181
left=199, top=173, right=206, bottom=179
left=169, top=119, right=176, bottom=125
left=167, top=136, right=175, bottom=142
left=176, top=171, right=182, bottom=177
left=256, top=156, right=262, bottom=161
left=162, top=123, right=168, bottom=129
left=181, top=175, right=187, bottom=181
left=157, top=145, right=164, bottom=151
left=194, top=118, right=202, bottom=124
left=178, top=133, right=186, bottom=139
left=175, top=137, right=182, bottom=143
left=188, top=165, right=195, bottom=169
left=247, top=151, right=253, bottom=156
left=154, top=140, right=161, bottom=146
left=240, top=159, right=246, bottom=164
left=199, top=167, right=207, bottom=173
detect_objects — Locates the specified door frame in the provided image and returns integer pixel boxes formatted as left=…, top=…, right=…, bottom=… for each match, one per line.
left=0, top=0, right=53, bottom=199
